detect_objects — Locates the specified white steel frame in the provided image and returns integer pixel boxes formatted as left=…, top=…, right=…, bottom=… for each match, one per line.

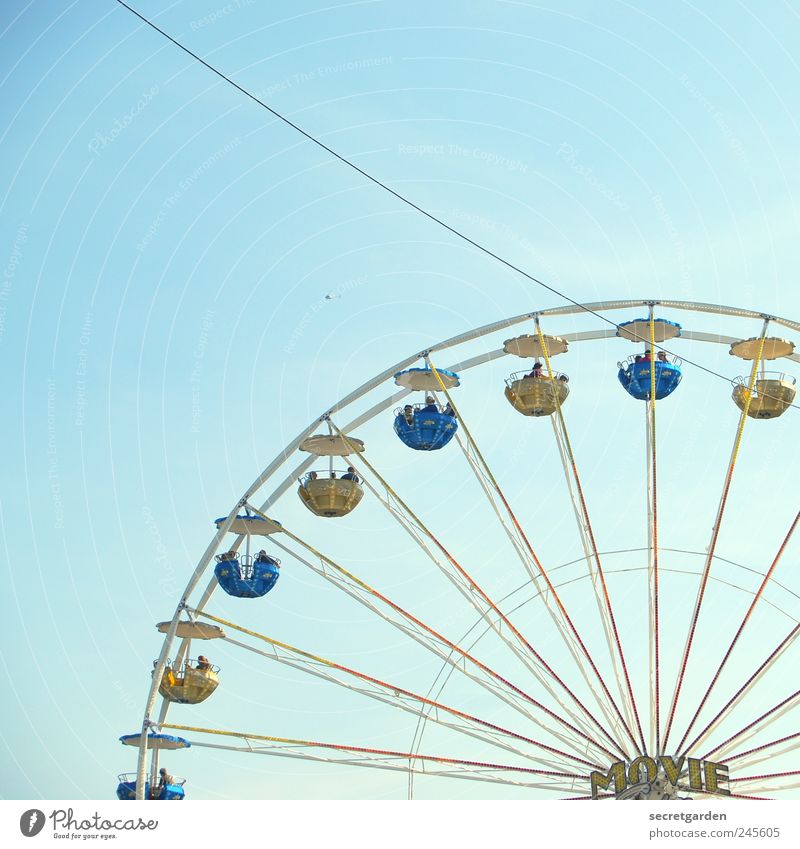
left=134, top=299, right=800, bottom=799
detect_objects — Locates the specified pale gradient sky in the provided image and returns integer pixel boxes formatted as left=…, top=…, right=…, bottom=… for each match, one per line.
left=2, top=0, right=800, bottom=800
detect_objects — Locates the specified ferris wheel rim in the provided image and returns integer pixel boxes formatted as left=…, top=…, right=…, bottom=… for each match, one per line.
left=134, top=298, right=800, bottom=799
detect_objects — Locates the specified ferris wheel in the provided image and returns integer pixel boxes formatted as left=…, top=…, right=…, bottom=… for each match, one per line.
left=118, top=298, right=800, bottom=802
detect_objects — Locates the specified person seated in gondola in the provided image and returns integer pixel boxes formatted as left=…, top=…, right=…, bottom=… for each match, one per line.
left=196, top=655, right=211, bottom=671
left=421, top=396, right=438, bottom=413
left=643, top=349, right=652, bottom=361
left=255, top=549, right=270, bottom=563
left=341, top=466, right=360, bottom=483
left=303, top=470, right=317, bottom=486
left=402, top=404, right=414, bottom=425
left=634, top=354, right=643, bottom=363
left=657, top=350, right=667, bottom=362
left=526, top=361, right=543, bottom=378
left=151, top=767, right=174, bottom=799
left=443, top=402, right=455, bottom=417
left=222, top=550, right=238, bottom=562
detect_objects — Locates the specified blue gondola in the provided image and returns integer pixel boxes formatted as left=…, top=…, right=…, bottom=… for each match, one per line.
left=392, top=367, right=460, bottom=450
left=394, top=404, right=458, bottom=451
left=618, top=355, right=683, bottom=400
left=214, top=553, right=280, bottom=599
left=116, top=773, right=185, bottom=800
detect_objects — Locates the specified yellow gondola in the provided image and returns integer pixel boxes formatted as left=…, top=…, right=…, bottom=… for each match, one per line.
left=297, top=474, right=363, bottom=517
left=732, top=374, right=797, bottom=419
left=729, top=337, right=797, bottom=420
left=504, top=371, right=570, bottom=417
left=157, top=659, right=219, bottom=704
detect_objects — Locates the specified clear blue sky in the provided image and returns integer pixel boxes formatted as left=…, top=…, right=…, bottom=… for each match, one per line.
left=2, top=0, right=800, bottom=800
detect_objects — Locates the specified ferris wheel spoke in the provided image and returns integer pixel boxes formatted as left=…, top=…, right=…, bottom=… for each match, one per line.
left=183, top=741, right=585, bottom=793
left=721, top=731, right=800, bottom=771
left=645, top=309, right=662, bottom=756
left=423, top=354, right=642, bottom=756
left=729, top=770, right=800, bottom=791
left=702, top=688, right=800, bottom=762
left=159, top=723, right=589, bottom=792
left=448, top=420, right=634, bottom=754
left=217, top=635, right=569, bottom=770
left=327, top=419, right=629, bottom=759
left=676, top=509, right=800, bottom=755
left=359, top=470, right=618, bottom=756
left=455, top=434, right=629, bottom=757
left=189, top=608, right=603, bottom=771
left=526, top=324, right=648, bottom=755
left=547, top=397, right=642, bottom=754
left=726, top=776, right=799, bottom=797
left=682, top=602, right=800, bottom=756
left=733, top=786, right=795, bottom=797
left=663, top=320, right=770, bottom=751
left=256, top=517, right=618, bottom=762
